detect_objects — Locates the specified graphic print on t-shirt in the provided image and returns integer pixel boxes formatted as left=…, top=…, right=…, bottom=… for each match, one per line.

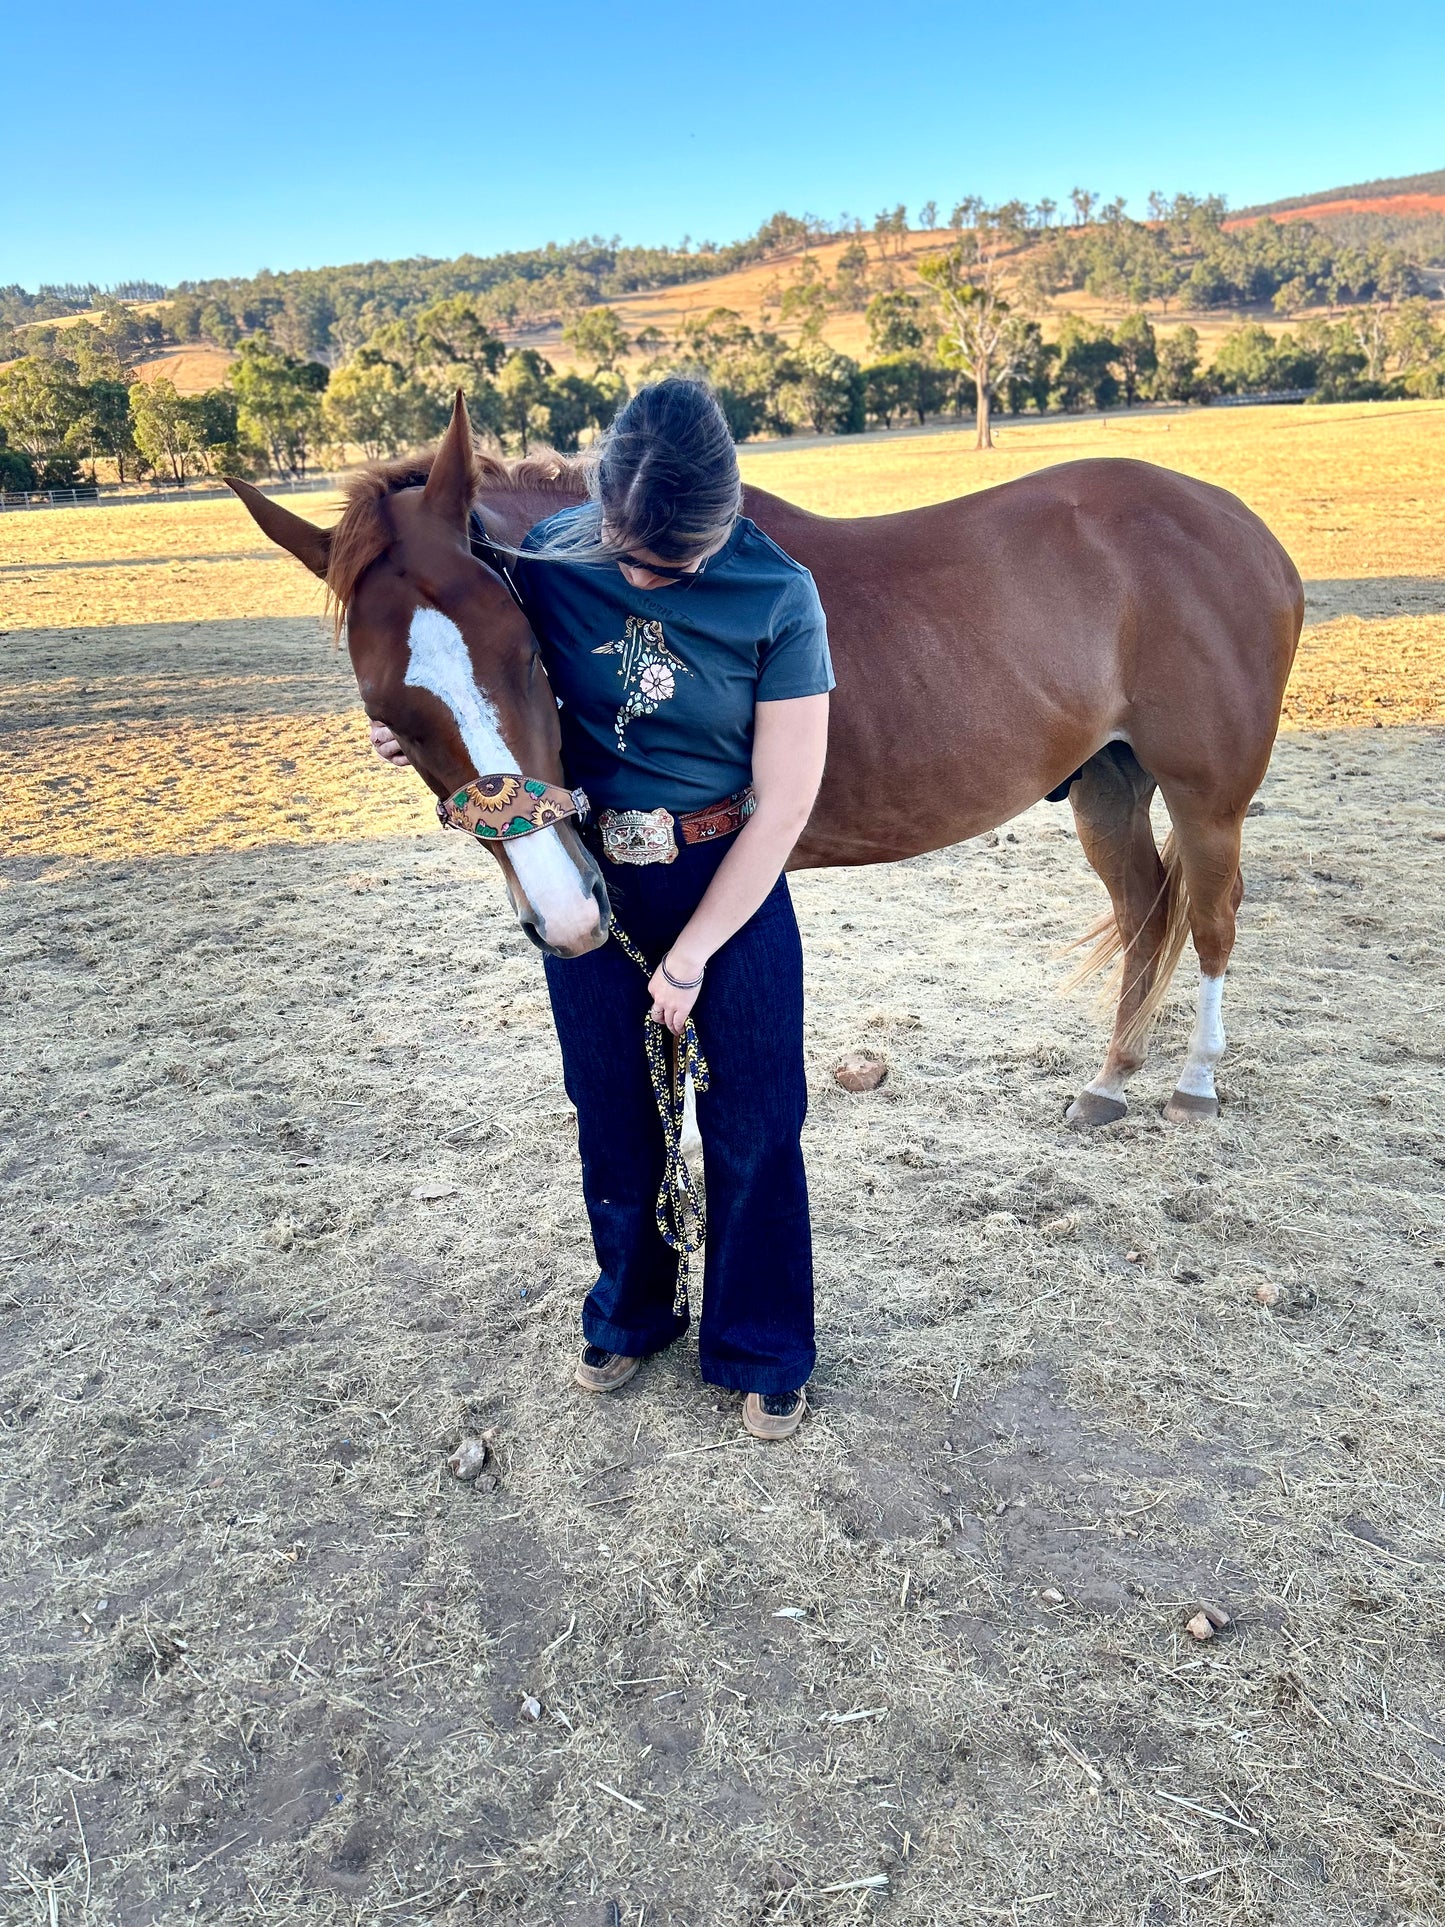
left=591, top=616, right=692, bottom=753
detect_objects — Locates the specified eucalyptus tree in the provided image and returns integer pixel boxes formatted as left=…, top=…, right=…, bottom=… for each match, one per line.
left=918, top=207, right=1034, bottom=448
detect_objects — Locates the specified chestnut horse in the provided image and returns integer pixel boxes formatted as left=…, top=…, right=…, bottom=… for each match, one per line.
left=228, top=394, right=1301, bottom=1126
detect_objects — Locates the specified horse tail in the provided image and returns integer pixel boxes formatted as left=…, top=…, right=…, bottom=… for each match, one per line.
left=1060, top=832, right=1192, bottom=1049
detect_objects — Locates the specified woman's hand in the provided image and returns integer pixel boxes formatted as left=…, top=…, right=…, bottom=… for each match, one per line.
left=657, top=692, right=829, bottom=995
left=647, top=953, right=705, bottom=1036
left=369, top=719, right=410, bottom=769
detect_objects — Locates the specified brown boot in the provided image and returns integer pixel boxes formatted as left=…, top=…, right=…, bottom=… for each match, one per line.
left=743, top=1390, right=806, bottom=1440
left=575, top=1344, right=641, bottom=1394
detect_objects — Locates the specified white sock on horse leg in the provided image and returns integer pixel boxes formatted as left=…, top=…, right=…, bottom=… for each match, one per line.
left=1082, top=1065, right=1133, bottom=1101
left=1175, top=972, right=1226, bottom=1098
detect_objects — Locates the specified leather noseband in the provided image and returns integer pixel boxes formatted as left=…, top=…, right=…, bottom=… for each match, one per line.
left=438, top=774, right=590, bottom=842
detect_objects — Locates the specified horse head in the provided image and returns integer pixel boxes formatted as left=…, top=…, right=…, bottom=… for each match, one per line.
left=226, top=393, right=611, bottom=958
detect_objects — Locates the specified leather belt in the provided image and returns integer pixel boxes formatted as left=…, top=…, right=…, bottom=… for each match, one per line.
left=597, top=786, right=756, bottom=866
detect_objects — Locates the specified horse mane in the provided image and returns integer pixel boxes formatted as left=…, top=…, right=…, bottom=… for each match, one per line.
left=325, top=443, right=592, bottom=620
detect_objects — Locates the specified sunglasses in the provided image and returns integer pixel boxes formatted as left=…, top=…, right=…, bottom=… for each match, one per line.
left=617, top=552, right=706, bottom=581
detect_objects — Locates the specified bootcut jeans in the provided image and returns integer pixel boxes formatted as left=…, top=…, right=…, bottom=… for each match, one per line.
left=542, top=826, right=815, bottom=1395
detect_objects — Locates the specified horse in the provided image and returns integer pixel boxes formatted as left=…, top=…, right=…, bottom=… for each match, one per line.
left=227, top=392, right=1302, bottom=1127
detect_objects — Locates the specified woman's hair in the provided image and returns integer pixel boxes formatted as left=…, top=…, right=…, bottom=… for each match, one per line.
left=529, top=377, right=741, bottom=566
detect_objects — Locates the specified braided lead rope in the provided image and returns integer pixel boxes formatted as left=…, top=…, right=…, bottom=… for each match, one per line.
left=609, top=922, right=710, bottom=1318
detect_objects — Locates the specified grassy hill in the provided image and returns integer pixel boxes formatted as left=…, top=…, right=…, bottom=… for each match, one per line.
left=516, top=218, right=1400, bottom=381
left=517, top=229, right=956, bottom=369
left=7, top=170, right=1443, bottom=470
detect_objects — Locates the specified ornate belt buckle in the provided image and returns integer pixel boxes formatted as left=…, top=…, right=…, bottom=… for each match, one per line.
left=599, top=807, right=678, bottom=865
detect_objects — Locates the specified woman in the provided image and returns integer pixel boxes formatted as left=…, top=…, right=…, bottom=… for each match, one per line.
left=376, top=380, right=832, bottom=1440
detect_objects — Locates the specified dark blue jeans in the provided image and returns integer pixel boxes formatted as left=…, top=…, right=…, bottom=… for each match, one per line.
left=543, top=829, right=814, bottom=1395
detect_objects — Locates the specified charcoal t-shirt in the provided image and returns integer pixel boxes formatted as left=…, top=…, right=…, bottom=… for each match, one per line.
left=515, top=508, right=834, bottom=815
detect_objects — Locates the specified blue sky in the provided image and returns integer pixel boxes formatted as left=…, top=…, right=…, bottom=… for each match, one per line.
left=5, top=0, right=1442, bottom=289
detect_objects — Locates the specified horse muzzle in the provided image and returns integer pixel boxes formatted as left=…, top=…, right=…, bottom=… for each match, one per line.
left=512, top=831, right=613, bottom=958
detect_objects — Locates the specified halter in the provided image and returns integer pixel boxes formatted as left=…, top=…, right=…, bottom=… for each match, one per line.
left=437, top=774, right=590, bottom=842
left=435, top=517, right=589, bottom=842
left=467, top=507, right=528, bottom=612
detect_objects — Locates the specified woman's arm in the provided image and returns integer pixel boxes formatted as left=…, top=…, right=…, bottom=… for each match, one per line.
left=647, top=692, right=829, bottom=1033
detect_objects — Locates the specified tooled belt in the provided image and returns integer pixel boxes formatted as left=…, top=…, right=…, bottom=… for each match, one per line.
left=596, top=785, right=756, bottom=866
left=437, top=774, right=590, bottom=842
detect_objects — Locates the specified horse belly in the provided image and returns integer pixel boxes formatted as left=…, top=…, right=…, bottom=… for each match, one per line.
left=793, top=645, right=1119, bottom=869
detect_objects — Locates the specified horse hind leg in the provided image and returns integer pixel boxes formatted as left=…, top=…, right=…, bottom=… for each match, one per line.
left=1063, top=745, right=1190, bottom=1129
left=1156, top=801, right=1246, bottom=1123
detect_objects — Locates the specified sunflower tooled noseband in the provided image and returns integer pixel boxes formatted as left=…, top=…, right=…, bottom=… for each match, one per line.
left=437, top=774, right=590, bottom=842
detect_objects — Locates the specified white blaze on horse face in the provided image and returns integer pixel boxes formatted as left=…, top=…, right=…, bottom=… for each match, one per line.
left=403, top=608, right=600, bottom=951
left=1175, top=972, right=1227, bottom=1099
left=405, top=606, right=516, bottom=776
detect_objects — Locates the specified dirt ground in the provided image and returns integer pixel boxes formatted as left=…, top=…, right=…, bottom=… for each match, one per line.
left=2, top=405, right=1443, bottom=1926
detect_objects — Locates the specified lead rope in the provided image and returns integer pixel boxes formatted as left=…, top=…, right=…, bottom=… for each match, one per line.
left=609, top=922, right=710, bottom=1318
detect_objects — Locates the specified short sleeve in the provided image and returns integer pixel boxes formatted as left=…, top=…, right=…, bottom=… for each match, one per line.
left=756, top=570, right=835, bottom=701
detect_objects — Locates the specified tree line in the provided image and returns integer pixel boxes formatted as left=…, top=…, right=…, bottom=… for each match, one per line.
left=1, top=214, right=836, bottom=368
left=0, top=295, right=630, bottom=489
left=1023, top=193, right=1423, bottom=312
left=0, top=281, right=166, bottom=328
left=142, top=193, right=1439, bottom=363
left=636, top=291, right=1445, bottom=447
left=5, top=284, right=1443, bottom=491
left=8, top=190, right=1433, bottom=368
left=2, top=194, right=1443, bottom=486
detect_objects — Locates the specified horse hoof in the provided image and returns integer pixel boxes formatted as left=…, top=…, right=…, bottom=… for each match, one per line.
left=1164, top=1089, right=1219, bottom=1124
left=1066, top=1090, right=1128, bottom=1130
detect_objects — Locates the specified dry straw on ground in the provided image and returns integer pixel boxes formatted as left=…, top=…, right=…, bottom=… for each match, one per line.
left=2, top=402, right=1443, bottom=1925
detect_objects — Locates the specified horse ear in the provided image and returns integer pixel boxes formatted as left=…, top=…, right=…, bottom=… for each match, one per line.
left=421, top=390, right=479, bottom=528
left=225, top=477, right=333, bottom=580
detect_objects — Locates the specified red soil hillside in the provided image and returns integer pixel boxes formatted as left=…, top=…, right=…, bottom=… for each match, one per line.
left=1227, top=165, right=1445, bottom=228
left=1226, top=191, right=1445, bottom=229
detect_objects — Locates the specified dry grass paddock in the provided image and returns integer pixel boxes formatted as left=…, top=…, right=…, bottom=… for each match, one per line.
left=2, top=402, right=1443, bottom=1927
